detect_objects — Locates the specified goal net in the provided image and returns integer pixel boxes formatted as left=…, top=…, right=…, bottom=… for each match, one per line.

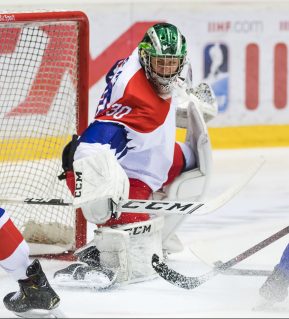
left=0, top=11, right=89, bottom=257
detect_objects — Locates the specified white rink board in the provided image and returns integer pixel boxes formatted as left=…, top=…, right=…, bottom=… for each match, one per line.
left=1, top=1, right=289, bottom=128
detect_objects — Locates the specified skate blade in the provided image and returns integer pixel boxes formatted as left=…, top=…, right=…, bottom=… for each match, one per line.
left=14, top=307, right=67, bottom=318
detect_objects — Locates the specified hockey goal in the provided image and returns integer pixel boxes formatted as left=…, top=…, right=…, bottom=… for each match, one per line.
left=0, top=11, right=89, bottom=258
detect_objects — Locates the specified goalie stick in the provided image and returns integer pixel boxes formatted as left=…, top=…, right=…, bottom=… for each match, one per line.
left=152, top=225, right=289, bottom=290
left=0, top=155, right=264, bottom=217
left=0, top=197, right=203, bottom=215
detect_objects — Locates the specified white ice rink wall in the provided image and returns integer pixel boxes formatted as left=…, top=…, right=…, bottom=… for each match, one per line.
left=1, top=0, right=289, bottom=148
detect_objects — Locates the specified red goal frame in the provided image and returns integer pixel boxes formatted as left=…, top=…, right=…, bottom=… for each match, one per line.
left=0, top=11, right=90, bottom=259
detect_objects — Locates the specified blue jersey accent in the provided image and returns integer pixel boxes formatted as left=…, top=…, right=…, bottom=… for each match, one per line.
left=278, top=243, right=289, bottom=276
left=78, top=121, right=131, bottom=160
left=0, top=207, right=5, bottom=218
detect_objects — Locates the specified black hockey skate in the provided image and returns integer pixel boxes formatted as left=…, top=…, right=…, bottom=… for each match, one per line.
left=53, top=246, right=117, bottom=290
left=259, top=266, right=289, bottom=303
left=3, top=259, right=60, bottom=318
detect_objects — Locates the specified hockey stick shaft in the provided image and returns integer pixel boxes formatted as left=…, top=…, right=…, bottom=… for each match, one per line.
left=152, top=225, right=289, bottom=289
left=213, top=261, right=272, bottom=276
left=0, top=155, right=264, bottom=218
left=197, top=156, right=265, bottom=216
left=219, top=268, right=271, bottom=277
left=0, top=156, right=264, bottom=216
left=0, top=197, right=204, bottom=216
left=218, top=226, right=289, bottom=271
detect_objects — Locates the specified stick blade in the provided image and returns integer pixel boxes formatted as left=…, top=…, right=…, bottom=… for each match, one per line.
left=152, top=254, right=201, bottom=290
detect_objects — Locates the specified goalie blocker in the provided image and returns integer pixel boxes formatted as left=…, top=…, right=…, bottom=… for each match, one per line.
left=71, top=144, right=130, bottom=224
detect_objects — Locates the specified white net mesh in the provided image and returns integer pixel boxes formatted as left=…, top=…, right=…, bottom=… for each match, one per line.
left=0, top=15, right=86, bottom=253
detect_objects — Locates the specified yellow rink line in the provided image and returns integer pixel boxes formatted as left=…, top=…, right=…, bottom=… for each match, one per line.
left=0, top=124, right=288, bottom=162
left=176, top=124, right=289, bottom=149
left=0, top=136, right=70, bottom=161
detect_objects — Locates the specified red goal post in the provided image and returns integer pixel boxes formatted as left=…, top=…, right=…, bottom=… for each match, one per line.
left=0, top=11, right=89, bottom=259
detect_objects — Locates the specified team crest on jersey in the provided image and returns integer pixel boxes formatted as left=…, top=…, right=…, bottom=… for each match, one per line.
left=204, top=43, right=229, bottom=112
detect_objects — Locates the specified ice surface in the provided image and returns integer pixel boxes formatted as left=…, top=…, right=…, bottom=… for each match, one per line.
left=0, top=147, right=289, bottom=318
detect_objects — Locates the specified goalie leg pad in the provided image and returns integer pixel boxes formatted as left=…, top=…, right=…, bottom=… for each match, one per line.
left=91, top=227, right=131, bottom=283
left=89, top=216, right=164, bottom=284
left=119, top=215, right=164, bottom=283
left=54, top=216, right=164, bottom=287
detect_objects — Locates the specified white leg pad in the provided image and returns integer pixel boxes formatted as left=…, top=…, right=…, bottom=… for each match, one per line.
left=93, top=227, right=131, bottom=283
left=156, top=100, right=213, bottom=251
left=93, top=216, right=164, bottom=284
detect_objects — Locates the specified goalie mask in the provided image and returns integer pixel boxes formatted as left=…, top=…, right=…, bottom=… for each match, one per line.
left=138, top=23, right=187, bottom=95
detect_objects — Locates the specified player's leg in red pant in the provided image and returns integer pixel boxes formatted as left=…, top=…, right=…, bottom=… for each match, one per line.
left=0, top=208, right=30, bottom=280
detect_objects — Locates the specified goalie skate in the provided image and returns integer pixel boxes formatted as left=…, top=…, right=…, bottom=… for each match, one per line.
left=53, top=262, right=117, bottom=290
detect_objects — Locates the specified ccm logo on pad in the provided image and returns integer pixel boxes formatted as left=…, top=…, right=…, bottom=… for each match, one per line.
left=74, top=171, right=83, bottom=197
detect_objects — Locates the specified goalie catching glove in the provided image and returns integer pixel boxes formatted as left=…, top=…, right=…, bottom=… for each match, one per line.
left=176, top=80, right=218, bottom=125
left=72, top=146, right=129, bottom=224
left=188, top=82, right=218, bottom=123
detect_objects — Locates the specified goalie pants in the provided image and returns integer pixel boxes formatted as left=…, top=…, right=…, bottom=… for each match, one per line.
left=0, top=208, right=30, bottom=280
left=66, top=142, right=185, bottom=226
